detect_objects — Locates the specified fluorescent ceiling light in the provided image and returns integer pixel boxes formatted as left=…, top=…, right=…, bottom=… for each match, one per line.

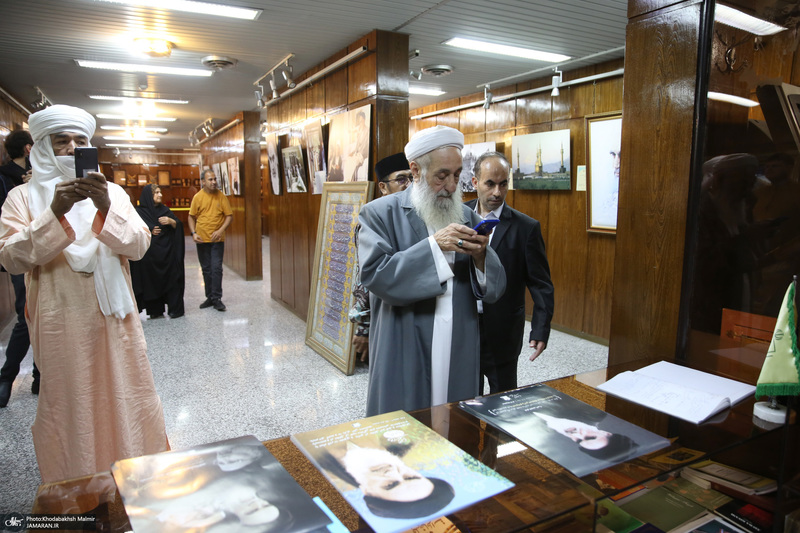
left=444, top=37, right=570, bottom=62
left=409, top=86, right=446, bottom=96
left=93, top=0, right=261, bottom=20
left=75, top=59, right=212, bottom=77
left=103, top=136, right=160, bottom=141
left=97, top=114, right=177, bottom=122
left=708, top=91, right=760, bottom=107
left=89, top=95, right=189, bottom=104
left=715, top=5, right=785, bottom=36
left=100, top=125, right=168, bottom=132
left=105, top=143, right=156, bottom=148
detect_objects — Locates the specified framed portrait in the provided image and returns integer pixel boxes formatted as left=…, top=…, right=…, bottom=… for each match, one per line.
left=227, top=157, right=241, bottom=196
left=586, top=112, right=622, bottom=233
left=460, top=141, right=497, bottom=192
left=304, top=120, right=327, bottom=195
left=157, top=170, right=170, bottom=187
left=217, top=160, right=231, bottom=195
left=510, top=129, right=571, bottom=190
left=326, top=104, right=370, bottom=183
left=137, top=174, right=148, bottom=186
left=113, top=170, right=126, bottom=186
left=281, top=145, right=307, bottom=193
left=266, top=134, right=281, bottom=195
left=306, top=181, right=374, bottom=375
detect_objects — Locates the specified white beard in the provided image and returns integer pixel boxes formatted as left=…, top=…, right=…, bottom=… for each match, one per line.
left=410, top=172, right=464, bottom=231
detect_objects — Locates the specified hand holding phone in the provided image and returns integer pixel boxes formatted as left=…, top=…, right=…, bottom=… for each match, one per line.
left=472, top=218, right=499, bottom=235
left=74, top=147, right=99, bottom=178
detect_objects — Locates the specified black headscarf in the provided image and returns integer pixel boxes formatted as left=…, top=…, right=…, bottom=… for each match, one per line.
left=130, top=185, right=185, bottom=311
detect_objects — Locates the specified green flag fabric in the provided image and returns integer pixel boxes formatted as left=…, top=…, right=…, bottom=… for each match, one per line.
left=756, top=281, right=800, bottom=397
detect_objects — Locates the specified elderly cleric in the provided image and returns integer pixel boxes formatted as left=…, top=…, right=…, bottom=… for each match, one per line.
left=357, top=126, right=506, bottom=416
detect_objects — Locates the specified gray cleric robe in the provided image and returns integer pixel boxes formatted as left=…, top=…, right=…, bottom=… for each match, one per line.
left=358, top=185, right=506, bottom=416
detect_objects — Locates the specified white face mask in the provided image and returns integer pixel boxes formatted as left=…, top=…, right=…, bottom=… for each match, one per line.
left=55, top=155, right=77, bottom=179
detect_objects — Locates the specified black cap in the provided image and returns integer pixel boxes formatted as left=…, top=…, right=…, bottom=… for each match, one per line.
left=375, top=153, right=410, bottom=181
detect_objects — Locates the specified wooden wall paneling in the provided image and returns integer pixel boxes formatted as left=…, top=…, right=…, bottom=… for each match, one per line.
left=410, top=106, right=437, bottom=137
left=304, top=65, right=326, bottom=119
left=290, top=91, right=308, bottom=126
left=485, top=85, right=517, bottom=132
left=628, top=0, right=687, bottom=19
left=458, top=92, right=486, bottom=135
left=463, top=132, right=486, bottom=145
left=277, top=130, right=296, bottom=310
left=609, top=3, right=702, bottom=367
left=434, top=97, right=461, bottom=130
left=374, top=98, right=410, bottom=164
left=544, top=118, right=587, bottom=332
left=594, top=77, right=624, bottom=114
left=516, top=79, right=553, bottom=127
left=325, top=49, right=349, bottom=111
left=583, top=235, right=616, bottom=339
left=348, top=33, right=376, bottom=104
left=551, top=88, right=572, bottom=122
left=566, top=77, right=596, bottom=119
left=294, top=191, right=311, bottom=319
left=260, top=150, right=270, bottom=235
left=243, top=111, right=263, bottom=281
left=485, top=128, right=516, bottom=161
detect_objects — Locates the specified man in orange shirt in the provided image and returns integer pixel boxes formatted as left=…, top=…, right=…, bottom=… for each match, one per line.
left=188, top=169, right=233, bottom=311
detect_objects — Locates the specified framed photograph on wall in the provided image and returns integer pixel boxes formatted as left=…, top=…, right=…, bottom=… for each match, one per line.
left=157, top=170, right=170, bottom=187
left=266, top=134, right=281, bottom=195
left=586, top=112, right=622, bottom=233
left=137, top=174, right=148, bottom=186
left=227, top=157, right=240, bottom=196
left=460, top=141, right=497, bottom=192
left=306, top=181, right=374, bottom=375
left=510, top=129, right=571, bottom=190
left=217, top=160, right=231, bottom=195
left=304, top=120, right=327, bottom=195
left=113, top=170, right=126, bottom=186
left=282, top=145, right=307, bottom=193
left=326, top=104, right=370, bottom=182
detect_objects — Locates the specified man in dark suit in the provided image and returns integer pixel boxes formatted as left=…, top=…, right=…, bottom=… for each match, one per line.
left=465, top=151, right=554, bottom=394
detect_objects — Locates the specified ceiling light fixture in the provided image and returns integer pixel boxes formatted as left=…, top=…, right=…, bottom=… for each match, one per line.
left=444, top=37, right=570, bottom=62
left=715, top=5, right=786, bottom=36
left=94, top=0, right=262, bottom=20
left=134, top=37, right=174, bottom=57
left=100, top=125, right=168, bottom=132
left=105, top=143, right=156, bottom=148
left=75, top=59, right=213, bottom=77
left=409, top=69, right=422, bottom=81
left=96, top=113, right=177, bottom=122
left=88, top=95, right=189, bottom=104
left=254, top=53, right=296, bottom=102
left=255, top=84, right=266, bottom=108
left=483, top=85, right=493, bottom=109
left=708, top=91, right=760, bottom=107
left=282, top=66, right=296, bottom=89
left=103, top=136, right=160, bottom=141
left=551, top=68, right=563, bottom=97
left=31, top=86, right=53, bottom=110
left=409, top=86, right=445, bottom=96
left=269, top=74, right=279, bottom=99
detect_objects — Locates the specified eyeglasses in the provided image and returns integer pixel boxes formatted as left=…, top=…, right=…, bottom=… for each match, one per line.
left=382, top=174, right=411, bottom=186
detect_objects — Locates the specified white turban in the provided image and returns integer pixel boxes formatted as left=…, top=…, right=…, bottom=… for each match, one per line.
left=27, top=104, right=135, bottom=319
left=404, top=126, right=464, bottom=162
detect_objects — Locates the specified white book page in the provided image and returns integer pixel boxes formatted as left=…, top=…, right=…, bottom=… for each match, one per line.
left=597, top=371, right=728, bottom=423
left=636, top=361, right=755, bottom=404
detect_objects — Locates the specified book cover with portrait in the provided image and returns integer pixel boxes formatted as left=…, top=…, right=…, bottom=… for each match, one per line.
left=290, top=411, right=514, bottom=533
left=111, top=435, right=331, bottom=532
left=460, top=384, right=670, bottom=478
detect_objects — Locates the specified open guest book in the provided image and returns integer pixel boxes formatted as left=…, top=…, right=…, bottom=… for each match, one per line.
left=597, top=361, right=756, bottom=424
left=291, top=410, right=514, bottom=533
left=111, top=435, right=332, bottom=533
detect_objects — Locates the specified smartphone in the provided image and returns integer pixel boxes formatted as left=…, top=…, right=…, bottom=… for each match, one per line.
left=473, top=218, right=500, bottom=235
left=74, top=147, right=99, bottom=178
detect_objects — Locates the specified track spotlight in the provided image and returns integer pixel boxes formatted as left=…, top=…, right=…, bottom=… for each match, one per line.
left=282, top=66, right=296, bottom=89
left=31, top=86, right=53, bottom=110
left=255, top=85, right=266, bottom=108
left=551, top=69, right=562, bottom=97
left=483, top=85, right=493, bottom=110
left=113, top=147, right=121, bottom=157
left=409, top=69, right=422, bottom=81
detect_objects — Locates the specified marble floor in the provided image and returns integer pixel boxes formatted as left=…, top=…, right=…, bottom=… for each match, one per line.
left=0, top=236, right=609, bottom=514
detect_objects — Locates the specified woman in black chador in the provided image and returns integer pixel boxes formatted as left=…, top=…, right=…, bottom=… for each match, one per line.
left=131, top=184, right=185, bottom=319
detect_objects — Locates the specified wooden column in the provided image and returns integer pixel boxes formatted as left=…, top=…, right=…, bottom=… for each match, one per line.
left=608, top=0, right=708, bottom=368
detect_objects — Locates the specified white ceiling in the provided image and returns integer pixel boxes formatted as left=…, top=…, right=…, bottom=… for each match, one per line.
left=0, top=0, right=627, bottom=150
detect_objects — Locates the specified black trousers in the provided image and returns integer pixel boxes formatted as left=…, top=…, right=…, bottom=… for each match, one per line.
left=0, top=273, right=39, bottom=383
left=196, top=242, right=224, bottom=301
left=478, top=313, right=518, bottom=395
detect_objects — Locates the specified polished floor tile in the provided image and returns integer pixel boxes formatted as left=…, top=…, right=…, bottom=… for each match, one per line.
left=0, top=236, right=608, bottom=514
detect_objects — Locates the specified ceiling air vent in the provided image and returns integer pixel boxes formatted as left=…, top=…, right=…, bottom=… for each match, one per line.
left=201, top=56, right=238, bottom=70
left=421, top=64, right=454, bottom=77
